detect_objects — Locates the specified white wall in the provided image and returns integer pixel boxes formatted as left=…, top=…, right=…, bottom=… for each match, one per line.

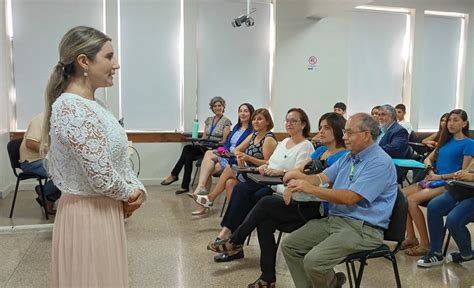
left=272, top=1, right=349, bottom=131
left=0, top=2, right=14, bottom=198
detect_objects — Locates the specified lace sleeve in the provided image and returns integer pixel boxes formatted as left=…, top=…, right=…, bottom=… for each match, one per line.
left=124, top=167, right=148, bottom=201
left=54, top=100, right=134, bottom=201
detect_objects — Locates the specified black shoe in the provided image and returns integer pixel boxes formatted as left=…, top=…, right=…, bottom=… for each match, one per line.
left=161, top=176, right=178, bottom=186
left=335, top=272, right=346, bottom=288
left=447, top=252, right=474, bottom=263
left=214, top=250, right=244, bottom=262
left=34, top=185, right=56, bottom=215
left=175, top=188, right=189, bottom=195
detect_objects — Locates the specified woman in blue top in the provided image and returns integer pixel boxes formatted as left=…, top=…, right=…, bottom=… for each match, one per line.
left=207, top=112, right=348, bottom=287
left=402, top=109, right=474, bottom=257
left=188, top=103, right=255, bottom=196
left=417, top=160, right=474, bottom=267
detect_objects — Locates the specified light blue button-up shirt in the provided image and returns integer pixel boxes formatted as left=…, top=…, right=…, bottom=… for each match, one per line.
left=323, top=143, right=398, bottom=229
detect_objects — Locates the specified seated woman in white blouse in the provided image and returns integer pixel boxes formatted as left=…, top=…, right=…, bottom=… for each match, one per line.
left=209, top=108, right=315, bottom=262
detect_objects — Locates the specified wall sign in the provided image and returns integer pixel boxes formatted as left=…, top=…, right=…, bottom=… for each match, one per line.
left=308, top=56, right=318, bottom=70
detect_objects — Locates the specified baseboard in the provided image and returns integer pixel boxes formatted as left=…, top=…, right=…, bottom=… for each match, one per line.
left=0, top=224, right=53, bottom=234
left=140, top=178, right=165, bottom=186
left=0, top=183, right=13, bottom=199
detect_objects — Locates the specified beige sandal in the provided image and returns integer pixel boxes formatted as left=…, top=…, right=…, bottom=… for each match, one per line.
left=400, top=238, right=419, bottom=250
left=405, top=245, right=429, bottom=256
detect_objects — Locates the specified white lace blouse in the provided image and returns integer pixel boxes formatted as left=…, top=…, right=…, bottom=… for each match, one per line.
left=45, top=93, right=146, bottom=201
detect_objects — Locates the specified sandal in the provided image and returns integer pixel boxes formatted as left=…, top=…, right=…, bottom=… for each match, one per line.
left=400, top=238, right=419, bottom=250
left=405, top=245, right=429, bottom=256
left=187, top=187, right=208, bottom=199
left=191, top=207, right=209, bottom=216
left=207, top=238, right=242, bottom=253
left=195, top=195, right=213, bottom=208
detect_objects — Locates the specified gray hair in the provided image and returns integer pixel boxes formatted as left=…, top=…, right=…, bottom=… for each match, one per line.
left=380, top=104, right=397, bottom=121
left=209, top=96, right=226, bottom=110
left=351, top=113, right=380, bottom=141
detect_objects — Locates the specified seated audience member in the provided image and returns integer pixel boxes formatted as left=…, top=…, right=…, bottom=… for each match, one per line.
left=417, top=160, right=474, bottom=267
left=371, top=105, right=381, bottom=122
left=378, top=104, right=409, bottom=158
left=311, top=103, right=346, bottom=146
left=395, top=103, right=413, bottom=134
left=161, top=96, right=232, bottom=194
left=207, top=112, right=347, bottom=287
left=378, top=104, right=409, bottom=183
left=401, top=109, right=474, bottom=256
left=209, top=108, right=315, bottom=262
left=20, top=112, right=61, bottom=214
left=333, top=102, right=346, bottom=117
left=422, top=113, right=449, bottom=149
left=281, top=113, right=397, bottom=288
left=192, top=108, right=277, bottom=215
left=189, top=103, right=255, bottom=198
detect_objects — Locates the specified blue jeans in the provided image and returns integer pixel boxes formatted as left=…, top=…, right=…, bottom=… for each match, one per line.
left=427, top=192, right=474, bottom=257
left=20, top=160, right=61, bottom=202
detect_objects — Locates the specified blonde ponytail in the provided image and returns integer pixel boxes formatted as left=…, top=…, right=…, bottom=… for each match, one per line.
left=39, top=26, right=111, bottom=156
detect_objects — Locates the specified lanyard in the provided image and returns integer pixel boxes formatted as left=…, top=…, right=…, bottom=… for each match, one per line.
left=349, top=159, right=356, bottom=181
left=208, top=115, right=223, bottom=139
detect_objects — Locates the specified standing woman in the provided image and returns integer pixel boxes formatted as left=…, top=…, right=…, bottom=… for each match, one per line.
left=161, top=96, right=232, bottom=193
left=42, top=26, right=146, bottom=287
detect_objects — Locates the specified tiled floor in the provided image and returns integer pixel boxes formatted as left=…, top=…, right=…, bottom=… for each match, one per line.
left=0, top=185, right=474, bottom=287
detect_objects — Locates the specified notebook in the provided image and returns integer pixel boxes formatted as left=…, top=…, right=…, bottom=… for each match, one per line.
left=247, top=174, right=284, bottom=185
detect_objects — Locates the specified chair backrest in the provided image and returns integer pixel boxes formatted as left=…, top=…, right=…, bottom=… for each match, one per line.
left=7, top=138, right=23, bottom=176
left=384, top=189, right=408, bottom=242
left=408, top=131, right=418, bottom=143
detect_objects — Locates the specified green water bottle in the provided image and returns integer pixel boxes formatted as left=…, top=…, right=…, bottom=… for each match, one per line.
left=192, top=119, right=199, bottom=138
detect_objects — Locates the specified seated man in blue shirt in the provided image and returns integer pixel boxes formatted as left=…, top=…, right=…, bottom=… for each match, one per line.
left=281, top=113, right=398, bottom=288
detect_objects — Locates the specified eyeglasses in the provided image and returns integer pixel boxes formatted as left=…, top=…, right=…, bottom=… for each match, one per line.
left=342, top=129, right=367, bottom=137
left=284, top=119, right=300, bottom=125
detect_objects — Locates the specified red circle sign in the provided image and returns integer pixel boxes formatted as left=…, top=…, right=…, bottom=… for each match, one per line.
left=308, top=56, right=317, bottom=65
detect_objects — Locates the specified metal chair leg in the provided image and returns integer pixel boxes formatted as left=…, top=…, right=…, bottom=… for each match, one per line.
left=345, top=261, right=354, bottom=288
left=354, top=259, right=367, bottom=288
left=9, top=178, right=21, bottom=218
left=276, top=231, right=283, bottom=248
left=38, top=180, right=49, bottom=220
left=220, top=197, right=227, bottom=217
left=443, top=232, right=451, bottom=257
left=390, top=254, right=402, bottom=288
left=191, top=166, right=200, bottom=187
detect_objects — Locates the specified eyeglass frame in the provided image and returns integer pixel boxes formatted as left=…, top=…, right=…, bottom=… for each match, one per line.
left=342, top=129, right=367, bottom=137
left=284, top=119, right=301, bottom=125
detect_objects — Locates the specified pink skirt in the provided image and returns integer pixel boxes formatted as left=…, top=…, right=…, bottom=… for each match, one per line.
left=51, top=194, right=128, bottom=288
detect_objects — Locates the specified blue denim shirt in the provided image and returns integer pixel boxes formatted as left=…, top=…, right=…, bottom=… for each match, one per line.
left=323, top=143, right=398, bottom=229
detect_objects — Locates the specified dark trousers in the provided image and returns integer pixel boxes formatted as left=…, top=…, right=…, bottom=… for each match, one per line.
left=221, top=179, right=273, bottom=232
left=20, top=160, right=61, bottom=201
left=170, top=144, right=206, bottom=189
left=230, top=195, right=323, bottom=282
